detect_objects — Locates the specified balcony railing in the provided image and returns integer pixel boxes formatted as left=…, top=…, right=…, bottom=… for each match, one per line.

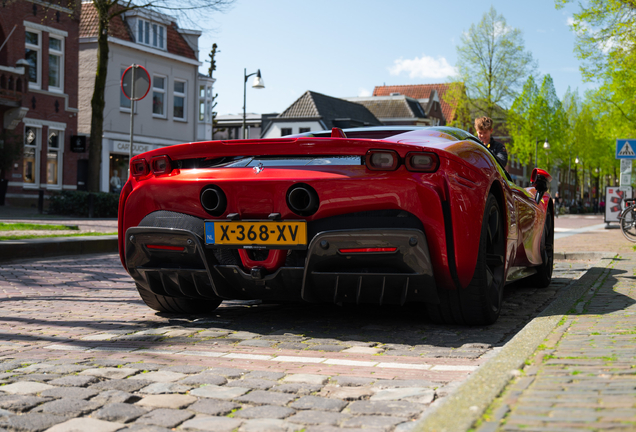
left=0, top=65, right=27, bottom=107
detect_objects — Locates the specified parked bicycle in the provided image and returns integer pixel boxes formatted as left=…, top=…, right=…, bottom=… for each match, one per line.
left=619, top=198, right=636, bottom=242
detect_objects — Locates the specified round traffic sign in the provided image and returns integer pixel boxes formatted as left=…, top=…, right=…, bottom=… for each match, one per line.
left=121, top=64, right=151, bottom=101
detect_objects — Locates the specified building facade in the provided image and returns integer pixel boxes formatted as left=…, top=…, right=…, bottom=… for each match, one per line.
left=261, top=91, right=382, bottom=138
left=79, top=3, right=212, bottom=193
left=0, top=0, right=81, bottom=206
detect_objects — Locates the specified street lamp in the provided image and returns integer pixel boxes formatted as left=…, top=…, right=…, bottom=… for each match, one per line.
left=535, top=138, right=550, bottom=168
left=243, top=68, right=265, bottom=139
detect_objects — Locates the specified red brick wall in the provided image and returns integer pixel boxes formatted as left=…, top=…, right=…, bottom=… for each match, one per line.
left=0, top=0, right=84, bottom=203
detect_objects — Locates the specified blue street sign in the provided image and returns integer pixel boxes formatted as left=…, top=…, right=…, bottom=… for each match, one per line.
left=617, top=139, right=636, bottom=159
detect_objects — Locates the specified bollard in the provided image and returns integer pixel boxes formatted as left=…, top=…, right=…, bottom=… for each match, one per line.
left=38, top=190, right=44, bottom=214
left=88, top=193, right=94, bottom=218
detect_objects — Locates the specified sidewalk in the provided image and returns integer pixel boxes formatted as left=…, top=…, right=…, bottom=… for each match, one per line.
left=415, top=217, right=634, bottom=432
left=0, top=205, right=118, bottom=261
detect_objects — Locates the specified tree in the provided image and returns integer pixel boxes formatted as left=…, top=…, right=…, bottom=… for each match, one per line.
left=86, top=0, right=233, bottom=192
left=456, top=6, right=537, bottom=118
left=507, top=76, right=541, bottom=165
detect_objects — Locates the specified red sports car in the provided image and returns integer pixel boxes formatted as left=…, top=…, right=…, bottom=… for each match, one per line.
left=118, top=126, right=554, bottom=325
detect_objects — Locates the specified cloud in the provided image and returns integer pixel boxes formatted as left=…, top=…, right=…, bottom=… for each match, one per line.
left=388, top=55, right=457, bottom=79
left=358, top=88, right=371, bottom=97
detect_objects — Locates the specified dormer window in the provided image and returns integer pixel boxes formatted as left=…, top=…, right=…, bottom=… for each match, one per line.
left=136, top=18, right=165, bottom=50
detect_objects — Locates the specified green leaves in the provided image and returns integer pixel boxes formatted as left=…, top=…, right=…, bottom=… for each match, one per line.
left=456, top=6, right=536, bottom=117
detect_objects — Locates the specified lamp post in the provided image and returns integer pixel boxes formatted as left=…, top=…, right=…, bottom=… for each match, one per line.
left=535, top=138, right=550, bottom=168
left=242, top=68, right=265, bottom=139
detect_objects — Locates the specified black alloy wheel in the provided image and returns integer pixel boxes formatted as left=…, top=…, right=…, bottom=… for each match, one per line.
left=427, top=193, right=506, bottom=325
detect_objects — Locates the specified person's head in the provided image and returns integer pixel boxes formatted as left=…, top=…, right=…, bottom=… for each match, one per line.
left=474, top=116, right=494, bottom=143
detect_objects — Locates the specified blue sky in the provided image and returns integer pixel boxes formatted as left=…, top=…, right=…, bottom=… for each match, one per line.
left=192, top=0, right=592, bottom=116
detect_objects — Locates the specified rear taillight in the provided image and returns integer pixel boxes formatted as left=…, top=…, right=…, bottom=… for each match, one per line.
left=339, top=247, right=397, bottom=254
left=151, top=155, right=172, bottom=175
left=405, top=152, right=439, bottom=172
left=366, top=150, right=399, bottom=171
left=131, top=159, right=149, bottom=178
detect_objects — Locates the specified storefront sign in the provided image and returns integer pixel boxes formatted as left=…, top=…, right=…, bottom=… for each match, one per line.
left=112, top=141, right=153, bottom=155
left=71, top=135, right=86, bottom=152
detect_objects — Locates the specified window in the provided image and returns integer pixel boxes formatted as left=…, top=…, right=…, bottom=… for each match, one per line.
left=25, top=30, right=41, bottom=88
left=299, top=127, right=310, bottom=133
left=120, top=68, right=131, bottom=110
left=281, top=128, right=292, bottom=136
left=23, top=126, right=40, bottom=185
left=48, top=36, right=63, bottom=91
left=152, top=76, right=165, bottom=117
left=137, top=18, right=166, bottom=50
left=173, top=80, right=186, bottom=120
left=199, top=85, right=205, bottom=98
left=47, top=130, right=62, bottom=186
left=199, top=101, right=205, bottom=121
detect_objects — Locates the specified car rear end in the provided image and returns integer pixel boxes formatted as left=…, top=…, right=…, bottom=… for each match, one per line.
left=119, top=131, right=456, bottom=308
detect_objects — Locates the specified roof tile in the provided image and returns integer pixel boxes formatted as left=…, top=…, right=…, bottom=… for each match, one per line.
left=373, top=84, right=459, bottom=123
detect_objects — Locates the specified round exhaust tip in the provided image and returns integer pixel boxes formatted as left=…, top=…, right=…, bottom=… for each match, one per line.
left=200, top=185, right=227, bottom=216
left=287, top=183, right=319, bottom=216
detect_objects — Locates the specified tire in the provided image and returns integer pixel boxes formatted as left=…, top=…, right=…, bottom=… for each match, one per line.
left=428, top=194, right=506, bottom=325
left=526, top=207, right=554, bottom=287
left=135, top=284, right=222, bottom=314
left=620, top=206, right=636, bottom=242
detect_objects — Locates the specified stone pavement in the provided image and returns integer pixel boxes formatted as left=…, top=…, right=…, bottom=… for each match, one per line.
left=0, top=210, right=632, bottom=431
left=471, top=256, right=636, bottom=430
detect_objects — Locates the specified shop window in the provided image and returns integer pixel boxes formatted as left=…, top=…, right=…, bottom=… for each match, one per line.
left=109, top=154, right=128, bottom=194
left=46, top=130, right=62, bottom=187
left=153, top=76, right=165, bottom=117
left=25, top=30, right=41, bottom=88
left=48, top=36, right=64, bottom=92
left=23, top=126, right=40, bottom=185
left=173, top=80, right=186, bottom=120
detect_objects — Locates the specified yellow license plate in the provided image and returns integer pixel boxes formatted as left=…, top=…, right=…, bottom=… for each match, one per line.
left=204, top=220, right=307, bottom=249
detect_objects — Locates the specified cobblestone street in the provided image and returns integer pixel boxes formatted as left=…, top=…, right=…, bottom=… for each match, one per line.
left=0, top=253, right=595, bottom=431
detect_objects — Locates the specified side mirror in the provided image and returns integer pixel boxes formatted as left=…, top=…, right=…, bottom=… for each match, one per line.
left=531, top=168, right=552, bottom=204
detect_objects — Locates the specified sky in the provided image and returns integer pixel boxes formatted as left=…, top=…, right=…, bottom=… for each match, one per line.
left=188, top=0, right=594, bottom=116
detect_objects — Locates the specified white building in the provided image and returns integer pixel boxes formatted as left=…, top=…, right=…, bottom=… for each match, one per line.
left=78, top=3, right=214, bottom=193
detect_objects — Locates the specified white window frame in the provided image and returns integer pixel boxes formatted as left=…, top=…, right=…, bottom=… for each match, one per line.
left=46, top=129, right=64, bottom=189
left=25, top=28, right=42, bottom=89
left=48, top=35, right=64, bottom=93
left=136, top=18, right=166, bottom=50
left=152, top=74, right=167, bottom=118
left=23, top=124, right=42, bottom=188
left=173, top=79, right=187, bottom=121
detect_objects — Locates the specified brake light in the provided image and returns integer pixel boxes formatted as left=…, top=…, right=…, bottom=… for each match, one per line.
left=131, top=159, right=149, bottom=178
left=146, top=244, right=185, bottom=251
left=366, top=150, right=399, bottom=171
left=405, top=152, right=439, bottom=172
left=339, top=247, right=397, bottom=254
left=151, top=155, right=172, bottom=175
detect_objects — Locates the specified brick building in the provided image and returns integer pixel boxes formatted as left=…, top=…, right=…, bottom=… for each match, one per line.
left=0, top=0, right=82, bottom=206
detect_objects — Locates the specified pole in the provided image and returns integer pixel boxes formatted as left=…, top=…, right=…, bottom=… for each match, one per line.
left=129, top=65, right=136, bottom=167
left=242, top=68, right=247, bottom=139
left=535, top=138, right=538, bottom=168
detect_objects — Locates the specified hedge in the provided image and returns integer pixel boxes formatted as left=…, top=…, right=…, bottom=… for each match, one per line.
left=48, top=190, right=119, bottom=218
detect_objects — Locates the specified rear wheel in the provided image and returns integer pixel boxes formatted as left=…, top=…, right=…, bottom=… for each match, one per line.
left=526, top=207, right=554, bottom=287
left=135, top=284, right=222, bottom=314
left=427, top=194, right=506, bottom=325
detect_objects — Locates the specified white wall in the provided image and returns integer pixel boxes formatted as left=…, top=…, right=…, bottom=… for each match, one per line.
left=262, top=121, right=324, bottom=138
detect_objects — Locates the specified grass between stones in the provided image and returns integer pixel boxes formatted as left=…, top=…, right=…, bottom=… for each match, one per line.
left=0, top=232, right=117, bottom=240
left=0, top=222, right=79, bottom=231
